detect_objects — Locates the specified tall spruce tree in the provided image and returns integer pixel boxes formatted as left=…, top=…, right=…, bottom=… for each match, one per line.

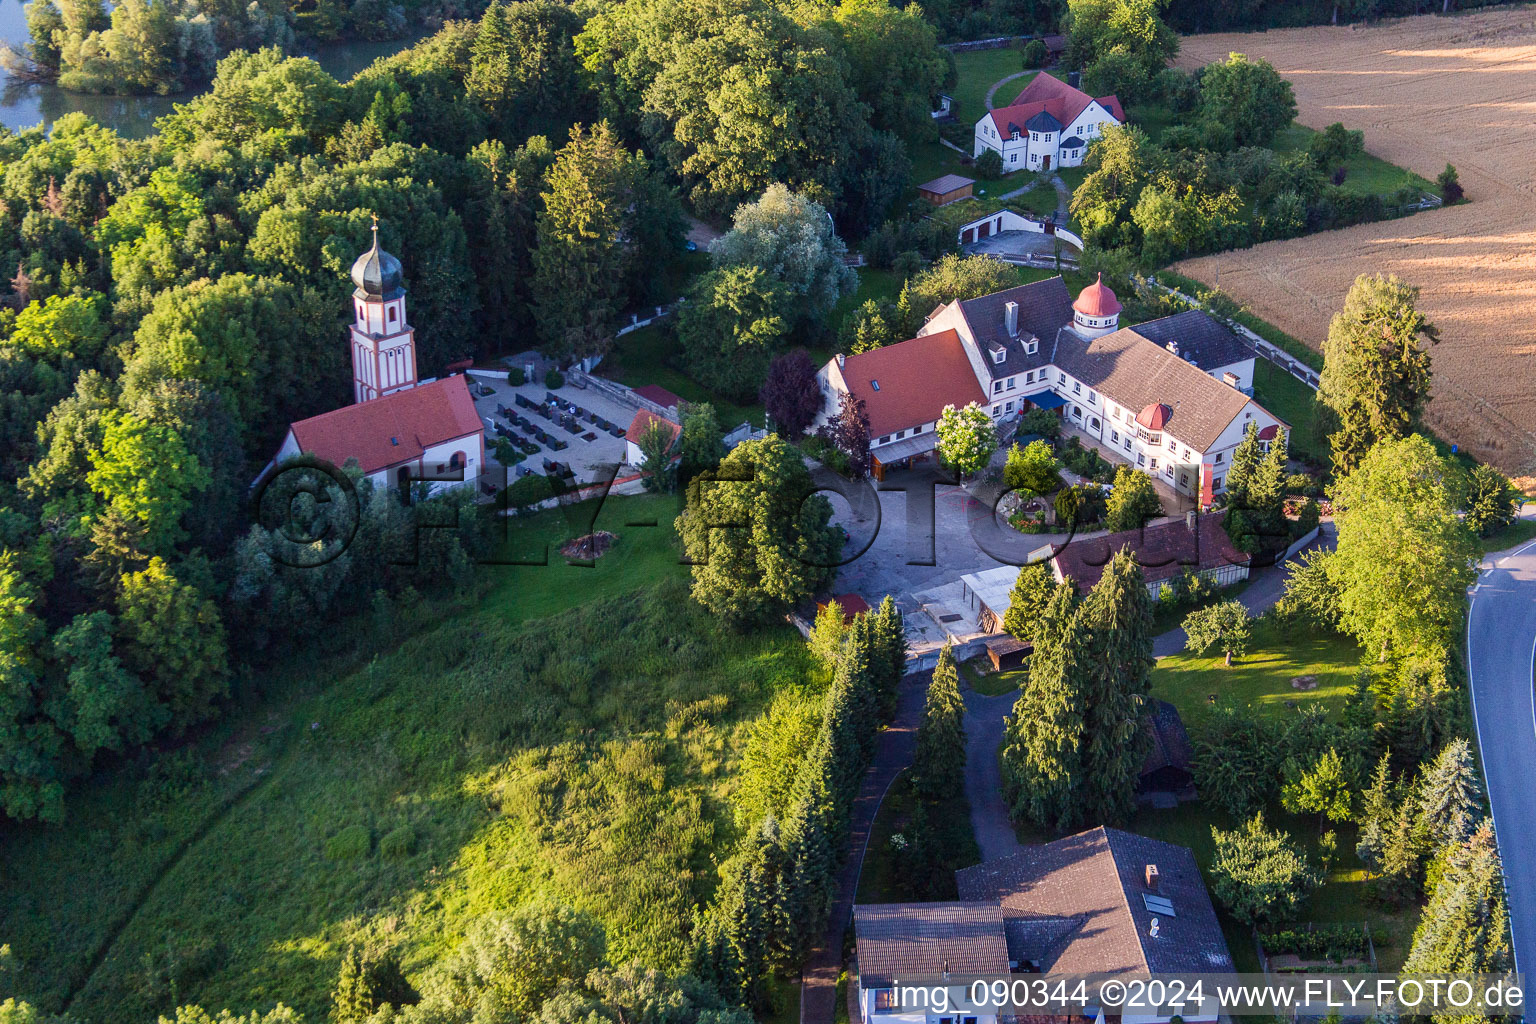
left=720, top=815, right=787, bottom=1005
left=1000, top=582, right=1087, bottom=831
left=1318, top=274, right=1439, bottom=475
left=1401, top=821, right=1513, bottom=975
left=912, top=643, right=966, bottom=802
left=871, top=594, right=908, bottom=709
left=1076, top=550, right=1154, bottom=824
left=774, top=790, right=834, bottom=969
left=1355, top=753, right=1397, bottom=874
left=1417, top=738, right=1481, bottom=848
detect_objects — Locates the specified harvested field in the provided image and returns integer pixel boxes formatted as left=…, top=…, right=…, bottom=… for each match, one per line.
left=1172, top=9, right=1536, bottom=473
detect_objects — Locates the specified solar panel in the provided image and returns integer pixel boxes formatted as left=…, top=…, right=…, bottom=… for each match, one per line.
left=1143, top=893, right=1176, bottom=917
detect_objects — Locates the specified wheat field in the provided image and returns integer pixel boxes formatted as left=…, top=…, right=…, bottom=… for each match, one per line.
left=1172, top=8, right=1536, bottom=474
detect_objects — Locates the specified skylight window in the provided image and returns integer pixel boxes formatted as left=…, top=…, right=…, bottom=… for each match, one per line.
left=1143, top=894, right=1176, bottom=917
left=871, top=380, right=880, bottom=391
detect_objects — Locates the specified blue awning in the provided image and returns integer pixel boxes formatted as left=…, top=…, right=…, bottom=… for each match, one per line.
left=1024, top=391, right=1067, bottom=410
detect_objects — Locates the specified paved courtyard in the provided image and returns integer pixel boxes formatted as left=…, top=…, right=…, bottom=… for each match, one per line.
left=468, top=371, right=641, bottom=487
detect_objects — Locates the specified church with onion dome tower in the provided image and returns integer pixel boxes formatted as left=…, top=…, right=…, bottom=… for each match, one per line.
left=264, top=219, right=484, bottom=496
left=349, top=216, right=419, bottom=403
left=812, top=274, right=1284, bottom=503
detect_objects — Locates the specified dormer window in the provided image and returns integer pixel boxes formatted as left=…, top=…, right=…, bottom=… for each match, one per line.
left=992, top=348, right=1006, bottom=364
left=1025, top=341, right=1038, bottom=355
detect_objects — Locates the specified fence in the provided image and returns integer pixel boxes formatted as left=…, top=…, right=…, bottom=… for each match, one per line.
left=941, top=34, right=1029, bottom=52
left=566, top=368, right=679, bottom=421
left=1147, top=278, right=1322, bottom=391
left=614, top=301, right=679, bottom=338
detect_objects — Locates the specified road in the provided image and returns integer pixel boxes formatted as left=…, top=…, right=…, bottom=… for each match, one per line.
left=1465, top=512, right=1536, bottom=975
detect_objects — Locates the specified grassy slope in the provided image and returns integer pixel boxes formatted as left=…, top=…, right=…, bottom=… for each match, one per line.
left=3, top=496, right=822, bottom=1024
left=1251, top=358, right=1328, bottom=466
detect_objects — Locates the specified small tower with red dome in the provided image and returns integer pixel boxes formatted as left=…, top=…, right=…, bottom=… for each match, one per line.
left=349, top=215, right=418, bottom=404
left=1072, top=273, right=1121, bottom=339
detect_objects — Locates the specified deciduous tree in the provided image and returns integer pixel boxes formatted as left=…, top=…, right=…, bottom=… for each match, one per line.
left=1104, top=466, right=1162, bottom=532
left=1209, top=814, right=1320, bottom=926
left=935, top=402, right=996, bottom=479
left=760, top=350, right=822, bottom=437
left=1182, top=600, right=1252, bottom=666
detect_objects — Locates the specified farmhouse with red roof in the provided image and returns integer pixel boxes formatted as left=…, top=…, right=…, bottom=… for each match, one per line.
left=974, top=71, right=1124, bottom=173
left=813, top=275, right=1283, bottom=495
left=267, top=221, right=485, bottom=496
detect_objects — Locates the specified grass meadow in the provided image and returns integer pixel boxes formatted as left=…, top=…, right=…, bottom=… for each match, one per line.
left=0, top=496, right=828, bottom=1024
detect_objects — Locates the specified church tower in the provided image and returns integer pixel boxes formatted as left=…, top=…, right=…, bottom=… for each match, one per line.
left=349, top=216, right=418, bottom=403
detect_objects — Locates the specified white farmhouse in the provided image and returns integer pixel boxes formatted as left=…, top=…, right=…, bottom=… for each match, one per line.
left=973, top=72, right=1124, bottom=173
left=813, top=275, right=1283, bottom=502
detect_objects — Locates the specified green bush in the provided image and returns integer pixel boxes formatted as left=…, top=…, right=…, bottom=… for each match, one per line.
left=545, top=368, right=565, bottom=390
left=1017, top=407, right=1061, bottom=441
left=975, top=149, right=1003, bottom=180
left=325, top=824, right=372, bottom=861
left=1021, top=39, right=1049, bottom=69
left=508, top=366, right=526, bottom=386
left=1284, top=472, right=1320, bottom=497
left=379, top=825, right=416, bottom=860
left=1260, top=924, right=1369, bottom=962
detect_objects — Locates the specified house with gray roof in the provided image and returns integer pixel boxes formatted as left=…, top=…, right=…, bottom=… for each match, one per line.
left=854, top=827, right=1234, bottom=1023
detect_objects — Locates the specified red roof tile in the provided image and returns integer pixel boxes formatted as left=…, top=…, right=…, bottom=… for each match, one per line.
left=288, top=376, right=482, bottom=475
left=991, top=72, right=1122, bottom=135
left=1051, top=512, right=1251, bottom=591
left=632, top=384, right=682, bottom=409
left=839, top=329, right=986, bottom=437
left=625, top=408, right=681, bottom=445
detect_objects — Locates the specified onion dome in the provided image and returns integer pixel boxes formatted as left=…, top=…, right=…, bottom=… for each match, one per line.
left=1136, top=403, right=1172, bottom=430
left=1073, top=273, right=1121, bottom=318
left=350, top=216, right=404, bottom=299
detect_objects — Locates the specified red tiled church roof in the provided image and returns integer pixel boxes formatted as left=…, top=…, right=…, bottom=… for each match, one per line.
left=288, top=376, right=481, bottom=475
left=625, top=408, right=681, bottom=445
left=989, top=72, right=1123, bottom=136
left=839, top=329, right=986, bottom=437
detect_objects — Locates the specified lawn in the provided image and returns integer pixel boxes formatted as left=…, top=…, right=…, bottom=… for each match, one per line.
left=1251, top=358, right=1328, bottom=467
left=2, top=496, right=825, bottom=1023
left=855, top=775, right=980, bottom=905
left=957, top=658, right=1025, bottom=697
left=1271, top=124, right=1434, bottom=199
left=948, top=48, right=1037, bottom=123
left=1151, top=616, right=1363, bottom=731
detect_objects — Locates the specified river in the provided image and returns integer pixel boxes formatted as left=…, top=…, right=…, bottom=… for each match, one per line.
left=0, top=0, right=423, bottom=137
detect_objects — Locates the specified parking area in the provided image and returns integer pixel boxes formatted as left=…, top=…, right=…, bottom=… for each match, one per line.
left=468, top=373, right=641, bottom=487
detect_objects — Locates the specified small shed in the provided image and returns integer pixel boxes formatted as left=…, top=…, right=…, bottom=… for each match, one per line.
left=1139, top=698, right=1195, bottom=798
left=983, top=633, right=1030, bottom=671
left=917, top=174, right=976, bottom=206
left=818, top=592, right=871, bottom=623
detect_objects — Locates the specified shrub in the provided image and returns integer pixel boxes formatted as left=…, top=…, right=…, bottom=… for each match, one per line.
left=1331, top=167, right=1347, bottom=186
left=1003, top=440, right=1060, bottom=494
left=545, top=368, right=565, bottom=390
left=1292, top=497, right=1321, bottom=538
left=1017, top=407, right=1061, bottom=441
left=1284, top=472, right=1320, bottom=497
left=379, top=825, right=416, bottom=859
left=1436, top=163, right=1463, bottom=204
left=507, top=366, right=526, bottom=386
left=976, top=149, right=1003, bottom=180
left=325, top=824, right=372, bottom=861
left=1260, top=924, right=1369, bottom=962
left=1021, top=39, right=1048, bottom=69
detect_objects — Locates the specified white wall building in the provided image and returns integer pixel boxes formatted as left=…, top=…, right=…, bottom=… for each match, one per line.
left=813, top=275, right=1282, bottom=499
left=973, top=72, right=1124, bottom=172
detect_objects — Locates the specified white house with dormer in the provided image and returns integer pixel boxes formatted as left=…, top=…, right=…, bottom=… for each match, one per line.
left=813, top=275, right=1281, bottom=503
left=973, top=72, right=1124, bottom=173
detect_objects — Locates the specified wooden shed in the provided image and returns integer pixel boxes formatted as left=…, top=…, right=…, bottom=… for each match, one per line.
left=917, top=174, right=976, bottom=206
left=983, top=633, right=1030, bottom=672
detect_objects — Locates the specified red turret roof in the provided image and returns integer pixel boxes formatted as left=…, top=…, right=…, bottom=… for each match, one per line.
left=1074, top=273, right=1121, bottom=317
left=1136, top=402, right=1172, bottom=430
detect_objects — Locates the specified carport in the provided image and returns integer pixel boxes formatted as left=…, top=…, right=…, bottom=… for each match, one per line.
left=1022, top=390, right=1067, bottom=413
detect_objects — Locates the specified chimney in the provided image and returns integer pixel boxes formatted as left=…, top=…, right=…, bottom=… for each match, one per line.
left=1166, top=340, right=1179, bottom=356
left=1185, top=510, right=1196, bottom=532
left=1145, top=863, right=1160, bottom=890
left=1005, top=301, right=1019, bottom=337
left=836, top=353, right=845, bottom=367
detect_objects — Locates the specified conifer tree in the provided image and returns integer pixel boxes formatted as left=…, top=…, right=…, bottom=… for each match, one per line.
left=1001, top=582, right=1087, bottom=831
left=1417, top=738, right=1481, bottom=848
left=872, top=595, right=908, bottom=707
left=720, top=816, right=787, bottom=1005
left=1401, top=822, right=1513, bottom=976
left=838, top=612, right=881, bottom=758
left=774, top=791, right=834, bottom=969
left=1077, top=550, right=1153, bottom=824
left=1225, top=422, right=1264, bottom=508
left=331, top=945, right=417, bottom=1024
left=807, top=600, right=847, bottom=671
left=912, top=644, right=966, bottom=802
left=1355, top=753, right=1397, bottom=873
left=1000, top=562, right=1054, bottom=643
